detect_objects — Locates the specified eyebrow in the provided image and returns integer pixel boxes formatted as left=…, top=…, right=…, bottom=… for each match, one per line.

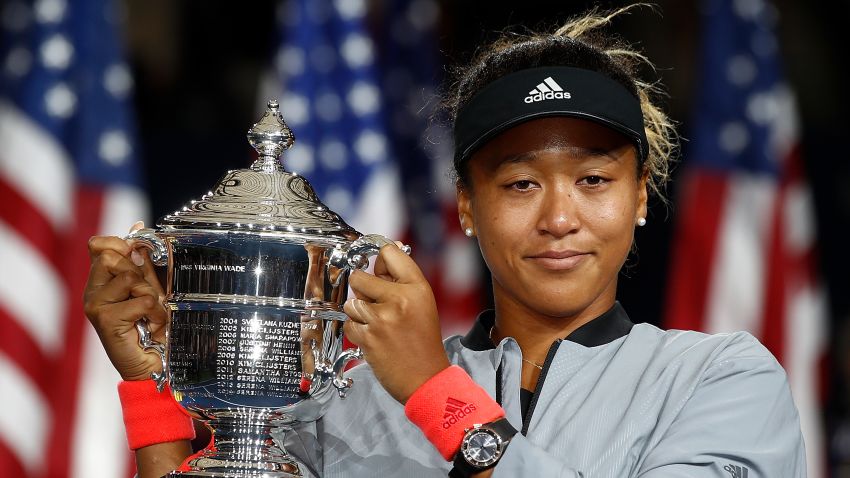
left=500, top=146, right=622, bottom=164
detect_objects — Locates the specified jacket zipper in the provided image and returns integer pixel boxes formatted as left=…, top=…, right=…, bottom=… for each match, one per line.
left=521, top=339, right=561, bottom=435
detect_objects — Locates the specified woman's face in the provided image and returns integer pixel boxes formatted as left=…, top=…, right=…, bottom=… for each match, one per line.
left=458, top=117, right=648, bottom=320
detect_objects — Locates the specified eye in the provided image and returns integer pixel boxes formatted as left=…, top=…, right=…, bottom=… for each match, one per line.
left=579, top=175, right=608, bottom=187
left=509, top=180, right=536, bottom=191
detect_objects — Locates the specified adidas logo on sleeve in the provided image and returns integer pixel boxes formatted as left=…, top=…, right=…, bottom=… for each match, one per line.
left=524, top=76, right=572, bottom=103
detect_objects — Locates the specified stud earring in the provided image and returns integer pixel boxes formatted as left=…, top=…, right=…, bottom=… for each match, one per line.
left=464, top=227, right=474, bottom=237
left=637, top=217, right=647, bottom=227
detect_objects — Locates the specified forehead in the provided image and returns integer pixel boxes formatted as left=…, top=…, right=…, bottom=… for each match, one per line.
left=470, top=117, right=637, bottom=167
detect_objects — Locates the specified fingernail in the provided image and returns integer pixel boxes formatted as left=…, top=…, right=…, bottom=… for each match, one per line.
left=128, top=220, right=145, bottom=234
left=131, top=250, right=145, bottom=267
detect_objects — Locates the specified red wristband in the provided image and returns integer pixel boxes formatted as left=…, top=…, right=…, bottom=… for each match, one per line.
left=404, top=365, right=505, bottom=460
left=117, top=380, right=196, bottom=450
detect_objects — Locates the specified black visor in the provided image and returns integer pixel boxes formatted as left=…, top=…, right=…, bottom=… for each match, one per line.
left=453, top=66, right=648, bottom=164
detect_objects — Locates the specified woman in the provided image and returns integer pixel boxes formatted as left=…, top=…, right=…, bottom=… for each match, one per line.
left=84, top=6, right=806, bottom=477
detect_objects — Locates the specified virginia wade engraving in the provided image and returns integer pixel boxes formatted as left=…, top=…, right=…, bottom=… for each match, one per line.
left=179, top=263, right=247, bottom=272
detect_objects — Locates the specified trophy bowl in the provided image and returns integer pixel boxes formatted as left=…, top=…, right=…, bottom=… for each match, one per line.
left=128, top=100, right=407, bottom=477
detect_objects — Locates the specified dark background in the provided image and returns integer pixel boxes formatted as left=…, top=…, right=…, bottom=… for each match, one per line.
left=121, top=0, right=850, bottom=472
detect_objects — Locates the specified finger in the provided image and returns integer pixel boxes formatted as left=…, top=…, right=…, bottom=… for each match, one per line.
left=343, top=298, right=373, bottom=325
left=343, top=319, right=367, bottom=347
left=350, top=287, right=371, bottom=302
left=123, top=222, right=167, bottom=299
left=372, top=245, right=391, bottom=280
left=146, top=313, right=169, bottom=344
left=93, top=294, right=168, bottom=331
left=348, top=270, right=399, bottom=303
left=372, top=241, right=409, bottom=279
left=128, top=221, right=145, bottom=234
left=129, top=246, right=166, bottom=299
left=88, top=235, right=133, bottom=260
left=373, top=244, right=423, bottom=284
left=85, top=271, right=159, bottom=312
left=126, top=221, right=146, bottom=267
left=86, top=250, right=143, bottom=290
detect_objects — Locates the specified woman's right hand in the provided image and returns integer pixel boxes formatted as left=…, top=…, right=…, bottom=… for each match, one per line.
left=83, top=224, right=168, bottom=382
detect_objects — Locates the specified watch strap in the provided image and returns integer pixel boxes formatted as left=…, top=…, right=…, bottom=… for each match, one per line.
left=484, top=418, right=518, bottom=441
left=449, top=418, right=518, bottom=478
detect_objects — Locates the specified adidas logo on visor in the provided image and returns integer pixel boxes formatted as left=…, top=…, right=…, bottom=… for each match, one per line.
left=524, top=76, right=572, bottom=104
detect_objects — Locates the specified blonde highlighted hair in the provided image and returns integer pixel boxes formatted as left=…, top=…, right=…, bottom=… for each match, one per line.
left=446, top=4, right=679, bottom=202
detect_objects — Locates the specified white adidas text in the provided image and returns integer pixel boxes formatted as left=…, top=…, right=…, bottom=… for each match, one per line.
left=524, top=76, right=571, bottom=103
left=524, top=90, right=572, bottom=103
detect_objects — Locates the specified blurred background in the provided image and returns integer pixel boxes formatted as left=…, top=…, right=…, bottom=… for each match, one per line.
left=1, top=0, right=848, bottom=476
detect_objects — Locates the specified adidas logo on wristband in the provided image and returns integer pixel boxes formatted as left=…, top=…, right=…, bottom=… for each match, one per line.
left=442, top=397, right=477, bottom=429
left=524, top=76, right=572, bottom=103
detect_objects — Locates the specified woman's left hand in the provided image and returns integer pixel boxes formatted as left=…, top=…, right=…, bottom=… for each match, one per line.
left=343, top=243, right=450, bottom=404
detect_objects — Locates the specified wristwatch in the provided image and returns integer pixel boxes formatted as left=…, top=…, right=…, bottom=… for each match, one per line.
left=449, top=418, right=517, bottom=477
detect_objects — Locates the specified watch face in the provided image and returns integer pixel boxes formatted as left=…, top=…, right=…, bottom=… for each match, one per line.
left=462, top=429, right=503, bottom=467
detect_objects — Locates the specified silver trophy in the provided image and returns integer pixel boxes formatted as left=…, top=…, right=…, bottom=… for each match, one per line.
left=130, top=100, right=407, bottom=477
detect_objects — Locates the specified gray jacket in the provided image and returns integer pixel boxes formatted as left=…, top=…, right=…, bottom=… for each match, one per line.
left=286, top=303, right=806, bottom=477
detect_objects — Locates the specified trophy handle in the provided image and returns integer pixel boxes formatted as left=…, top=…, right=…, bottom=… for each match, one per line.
left=326, top=235, right=411, bottom=398
left=331, top=347, right=364, bottom=399
left=135, top=319, right=168, bottom=392
left=328, top=234, right=411, bottom=271
left=125, top=228, right=170, bottom=391
left=125, top=227, right=169, bottom=267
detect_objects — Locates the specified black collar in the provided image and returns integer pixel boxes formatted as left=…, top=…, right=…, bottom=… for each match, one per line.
left=460, top=301, right=634, bottom=351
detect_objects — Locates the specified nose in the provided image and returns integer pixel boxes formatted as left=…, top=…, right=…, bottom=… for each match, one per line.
left=536, top=185, right=579, bottom=237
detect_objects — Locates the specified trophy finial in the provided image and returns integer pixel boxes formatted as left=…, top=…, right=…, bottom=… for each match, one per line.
left=247, top=99, right=295, bottom=173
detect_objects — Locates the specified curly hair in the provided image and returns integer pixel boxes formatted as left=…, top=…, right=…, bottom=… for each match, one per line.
left=445, top=4, right=678, bottom=202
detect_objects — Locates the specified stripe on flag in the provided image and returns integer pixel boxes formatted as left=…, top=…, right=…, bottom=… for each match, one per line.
left=0, top=0, right=147, bottom=475
left=0, top=353, right=50, bottom=474
left=703, top=175, right=775, bottom=337
left=0, top=220, right=66, bottom=352
left=664, top=1, right=826, bottom=476
left=0, top=101, right=74, bottom=228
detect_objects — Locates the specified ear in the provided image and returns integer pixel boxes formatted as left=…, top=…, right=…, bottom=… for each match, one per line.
left=637, top=168, right=649, bottom=220
left=456, top=182, right=474, bottom=232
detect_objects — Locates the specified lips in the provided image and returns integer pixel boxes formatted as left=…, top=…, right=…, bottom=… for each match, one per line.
left=526, top=250, right=590, bottom=270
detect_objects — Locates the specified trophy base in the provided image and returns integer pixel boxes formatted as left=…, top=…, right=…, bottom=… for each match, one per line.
left=165, top=472, right=300, bottom=478
left=162, top=454, right=303, bottom=478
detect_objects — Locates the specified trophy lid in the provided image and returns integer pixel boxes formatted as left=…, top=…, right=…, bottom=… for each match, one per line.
left=158, top=100, right=359, bottom=241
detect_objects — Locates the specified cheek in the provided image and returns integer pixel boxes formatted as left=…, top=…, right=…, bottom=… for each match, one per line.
left=476, top=209, right=508, bottom=252
left=578, top=189, right=637, bottom=242
left=472, top=195, right=531, bottom=259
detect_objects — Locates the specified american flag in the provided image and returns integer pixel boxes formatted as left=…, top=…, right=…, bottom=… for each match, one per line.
left=265, top=0, right=483, bottom=335
left=377, top=0, right=483, bottom=335
left=267, top=0, right=404, bottom=240
left=0, top=0, right=146, bottom=476
left=664, top=0, right=825, bottom=475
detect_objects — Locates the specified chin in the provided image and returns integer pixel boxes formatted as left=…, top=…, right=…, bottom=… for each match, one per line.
left=520, top=288, right=596, bottom=319
left=537, top=305, right=591, bottom=320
